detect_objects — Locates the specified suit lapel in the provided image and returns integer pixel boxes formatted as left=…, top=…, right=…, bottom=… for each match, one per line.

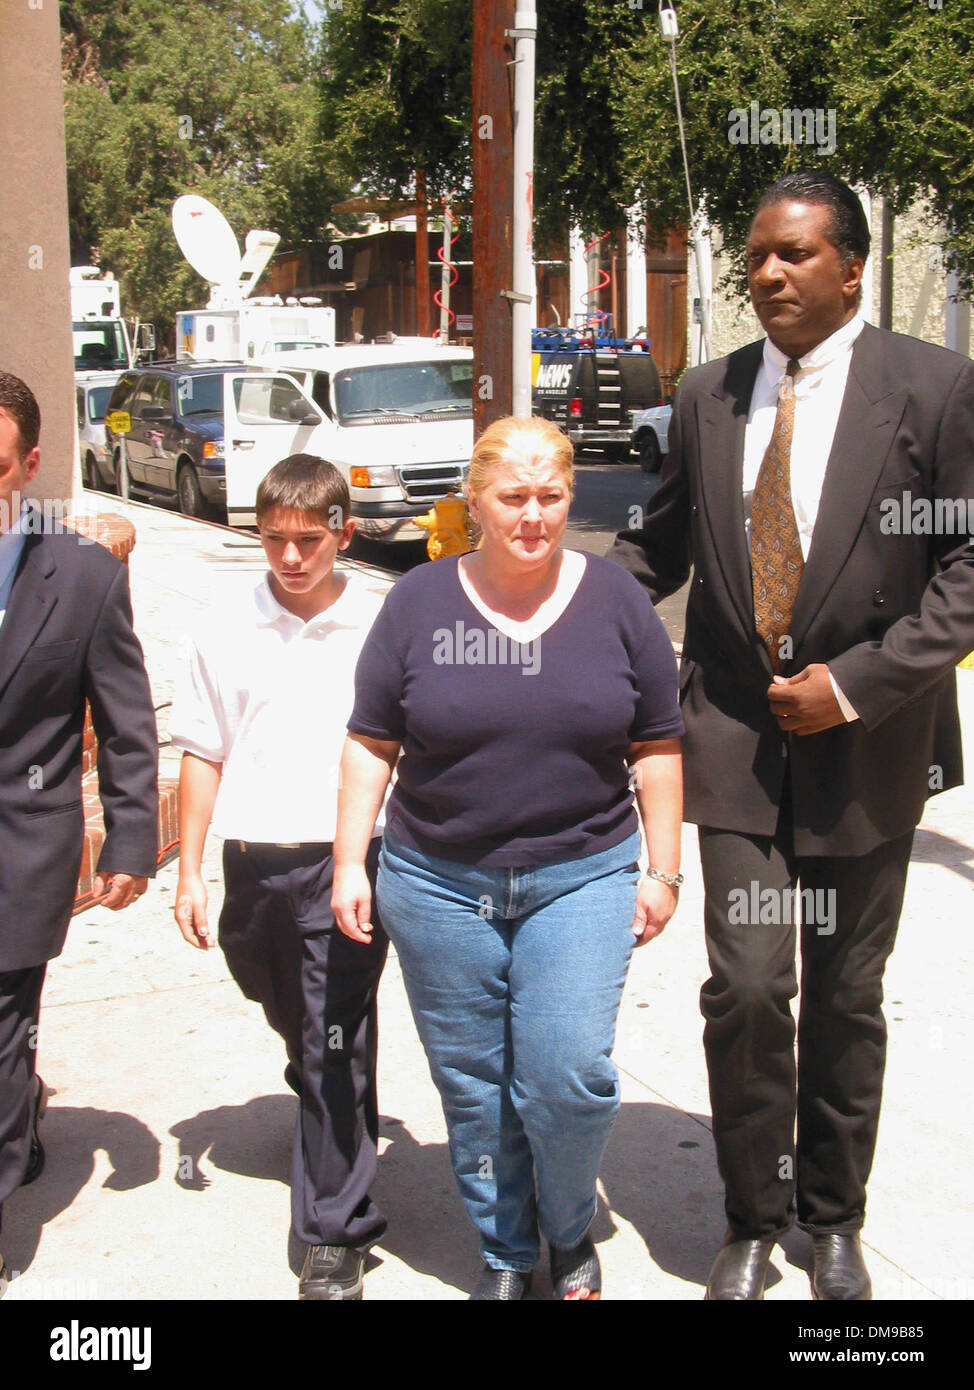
left=0, top=524, right=58, bottom=703
left=697, top=341, right=764, bottom=646
left=789, top=326, right=907, bottom=649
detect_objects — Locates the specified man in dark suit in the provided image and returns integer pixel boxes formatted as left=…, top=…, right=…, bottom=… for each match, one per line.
left=610, top=172, right=974, bottom=1300
left=0, top=371, right=159, bottom=1295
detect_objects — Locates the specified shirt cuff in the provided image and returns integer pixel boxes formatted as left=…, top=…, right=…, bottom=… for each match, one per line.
left=828, top=669, right=859, bottom=723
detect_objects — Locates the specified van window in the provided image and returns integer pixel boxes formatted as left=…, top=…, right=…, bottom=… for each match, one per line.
left=333, top=361, right=472, bottom=422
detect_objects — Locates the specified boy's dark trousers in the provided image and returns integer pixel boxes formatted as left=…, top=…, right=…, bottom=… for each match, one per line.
left=218, top=837, right=388, bottom=1251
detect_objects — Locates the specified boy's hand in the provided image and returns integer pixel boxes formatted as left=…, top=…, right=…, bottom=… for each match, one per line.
left=332, top=865, right=375, bottom=945
left=174, top=872, right=214, bottom=950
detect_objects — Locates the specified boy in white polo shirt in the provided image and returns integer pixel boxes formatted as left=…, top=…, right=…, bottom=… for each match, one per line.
left=170, top=454, right=388, bottom=1301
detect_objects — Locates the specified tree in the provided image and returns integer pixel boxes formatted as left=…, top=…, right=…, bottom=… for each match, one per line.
left=317, top=0, right=472, bottom=199
left=61, top=0, right=349, bottom=333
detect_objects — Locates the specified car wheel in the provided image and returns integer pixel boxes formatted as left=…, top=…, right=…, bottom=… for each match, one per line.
left=116, top=448, right=131, bottom=499
left=177, top=462, right=205, bottom=518
left=603, top=442, right=631, bottom=464
left=82, top=452, right=97, bottom=489
left=638, top=432, right=662, bottom=474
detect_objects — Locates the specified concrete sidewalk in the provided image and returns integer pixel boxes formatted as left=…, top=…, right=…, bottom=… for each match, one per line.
left=2, top=496, right=972, bottom=1301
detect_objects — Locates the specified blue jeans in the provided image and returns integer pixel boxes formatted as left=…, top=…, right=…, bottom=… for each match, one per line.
left=377, top=830, right=640, bottom=1272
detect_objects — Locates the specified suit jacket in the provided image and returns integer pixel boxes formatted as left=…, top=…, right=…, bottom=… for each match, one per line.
left=0, top=516, right=159, bottom=970
left=610, top=323, right=974, bottom=856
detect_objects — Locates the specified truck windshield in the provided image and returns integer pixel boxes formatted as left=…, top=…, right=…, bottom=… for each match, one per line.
left=334, top=361, right=473, bottom=422
left=73, top=322, right=129, bottom=371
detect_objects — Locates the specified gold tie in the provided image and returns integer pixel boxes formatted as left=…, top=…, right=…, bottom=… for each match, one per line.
left=751, top=358, right=802, bottom=673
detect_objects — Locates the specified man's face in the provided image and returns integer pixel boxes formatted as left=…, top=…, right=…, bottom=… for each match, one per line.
left=257, top=506, right=354, bottom=602
left=0, top=408, right=40, bottom=534
left=747, top=199, right=863, bottom=359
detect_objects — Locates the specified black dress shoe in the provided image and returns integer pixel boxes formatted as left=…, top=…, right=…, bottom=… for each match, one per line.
left=811, top=1232, right=872, bottom=1300
left=299, top=1245, right=364, bottom=1300
left=705, top=1234, right=776, bottom=1300
left=21, top=1076, right=50, bottom=1187
left=470, top=1265, right=533, bottom=1300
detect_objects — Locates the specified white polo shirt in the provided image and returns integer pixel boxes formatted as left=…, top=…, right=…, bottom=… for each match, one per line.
left=170, top=572, right=387, bottom=843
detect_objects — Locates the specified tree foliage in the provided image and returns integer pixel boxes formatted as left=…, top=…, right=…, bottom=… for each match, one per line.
left=318, top=0, right=472, bottom=198
left=615, top=0, right=974, bottom=292
left=61, top=0, right=348, bottom=332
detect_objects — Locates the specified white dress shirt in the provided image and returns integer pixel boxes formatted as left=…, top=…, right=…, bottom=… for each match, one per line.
left=744, top=313, right=864, bottom=720
left=0, top=504, right=29, bottom=630
left=170, top=572, right=386, bottom=843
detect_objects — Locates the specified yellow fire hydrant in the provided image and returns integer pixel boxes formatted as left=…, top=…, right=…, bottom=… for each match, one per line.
left=415, top=489, right=473, bottom=560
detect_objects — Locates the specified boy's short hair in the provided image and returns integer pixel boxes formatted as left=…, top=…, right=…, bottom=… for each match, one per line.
left=255, top=454, right=350, bottom=529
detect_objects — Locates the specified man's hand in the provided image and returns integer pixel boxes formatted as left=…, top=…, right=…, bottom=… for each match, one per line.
left=92, top=872, right=148, bottom=911
left=174, top=871, right=214, bottom=950
left=632, top=877, right=679, bottom=946
left=767, top=663, right=845, bottom=735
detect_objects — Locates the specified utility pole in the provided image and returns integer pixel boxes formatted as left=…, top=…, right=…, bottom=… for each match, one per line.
left=415, top=167, right=431, bottom=336
left=472, top=0, right=516, bottom=433
left=509, top=0, right=537, bottom=417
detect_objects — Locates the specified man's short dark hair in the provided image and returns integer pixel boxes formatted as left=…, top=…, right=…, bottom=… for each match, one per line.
left=0, top=371, right=41, bottom=457
left=255, top=454, right=350, bottom=529
left=755, top=171, right=871, bottom=269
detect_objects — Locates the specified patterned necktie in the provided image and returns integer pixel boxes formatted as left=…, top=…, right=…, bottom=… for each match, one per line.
left=751, top=358, right=802, bottom=673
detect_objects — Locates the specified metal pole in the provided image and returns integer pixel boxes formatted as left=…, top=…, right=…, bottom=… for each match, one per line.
left=472, top=0, right=515, bottom=432
left=439, top=199, right=452, bottom=342
left=510, top=1, right=537, bottom=417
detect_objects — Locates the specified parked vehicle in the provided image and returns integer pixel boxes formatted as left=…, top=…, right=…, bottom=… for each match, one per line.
left=103, top=363, right=239, bottom=517
left=76, top=372, right=122, bottom=490
left=234, top=343, right=475, bottom=535
left=630, top=404, right=672, bottom=474
left=101, top=346, right=475, bottom=536
left=71, top=266, right=154, bottom=375
left=531, top=318, right=664, bottom=462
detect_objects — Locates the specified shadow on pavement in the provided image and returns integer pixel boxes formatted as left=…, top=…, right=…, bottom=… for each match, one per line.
left=3, top=1106, right=160, bottom=1279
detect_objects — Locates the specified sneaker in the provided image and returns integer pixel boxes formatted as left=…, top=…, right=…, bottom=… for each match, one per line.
left=298, top=1244, right=364, bottom=1300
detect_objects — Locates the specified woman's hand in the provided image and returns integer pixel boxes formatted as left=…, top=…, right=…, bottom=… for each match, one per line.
left=631, top=874, right=679, bottom=946
left=331, top=864, right=377, bottom=944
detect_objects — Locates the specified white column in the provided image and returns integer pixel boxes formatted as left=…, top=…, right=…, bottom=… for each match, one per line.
left=857, top=188, right=874, bottom=324
left=945, top=267, right=971, bottom=357
left=569, top=226, right=588, bottom=328
left=626, top=205, right=647, bottom=341
left=510, top=1, right=537, bottom=417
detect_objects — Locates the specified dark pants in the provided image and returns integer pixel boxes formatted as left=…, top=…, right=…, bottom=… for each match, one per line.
left=0, top=964, right=46, bottom=1235
left=218, top=838, right=388, bottom=1250
left=698, top=814, right=913, bottom=1239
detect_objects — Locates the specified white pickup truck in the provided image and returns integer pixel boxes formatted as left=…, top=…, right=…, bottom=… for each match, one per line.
left=223, top=342, right=474, bottom=536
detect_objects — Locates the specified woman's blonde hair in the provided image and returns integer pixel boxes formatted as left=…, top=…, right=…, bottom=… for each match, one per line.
left=466, top=415, right=574, bottom=498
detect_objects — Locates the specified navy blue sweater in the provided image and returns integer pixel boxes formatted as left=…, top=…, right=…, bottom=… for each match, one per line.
left=349, top=553, right=683, bottom=866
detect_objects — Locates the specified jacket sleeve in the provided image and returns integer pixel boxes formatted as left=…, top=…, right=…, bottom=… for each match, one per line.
left=606, top=385, right=693, bottom=604
left=83, top=564, right=160, bottom=877
left=829, top=359, right=974, bottom=730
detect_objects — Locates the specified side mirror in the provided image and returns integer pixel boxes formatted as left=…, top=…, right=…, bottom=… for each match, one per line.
left=138, top=323, right=156, bottom=352
left=288, top=400, right=321, bottom=426
left=141, top=404, right=167, bottom=421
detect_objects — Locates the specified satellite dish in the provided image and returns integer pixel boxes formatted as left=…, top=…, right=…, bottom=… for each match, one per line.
left=172, top=195, right=242, bottom=285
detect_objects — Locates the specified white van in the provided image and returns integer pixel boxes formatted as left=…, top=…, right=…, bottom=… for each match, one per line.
left=223, top=343, right=473, bottom=537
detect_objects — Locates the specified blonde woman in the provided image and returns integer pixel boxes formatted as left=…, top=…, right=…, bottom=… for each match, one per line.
left=332, top=416, right=683, bottom=1299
